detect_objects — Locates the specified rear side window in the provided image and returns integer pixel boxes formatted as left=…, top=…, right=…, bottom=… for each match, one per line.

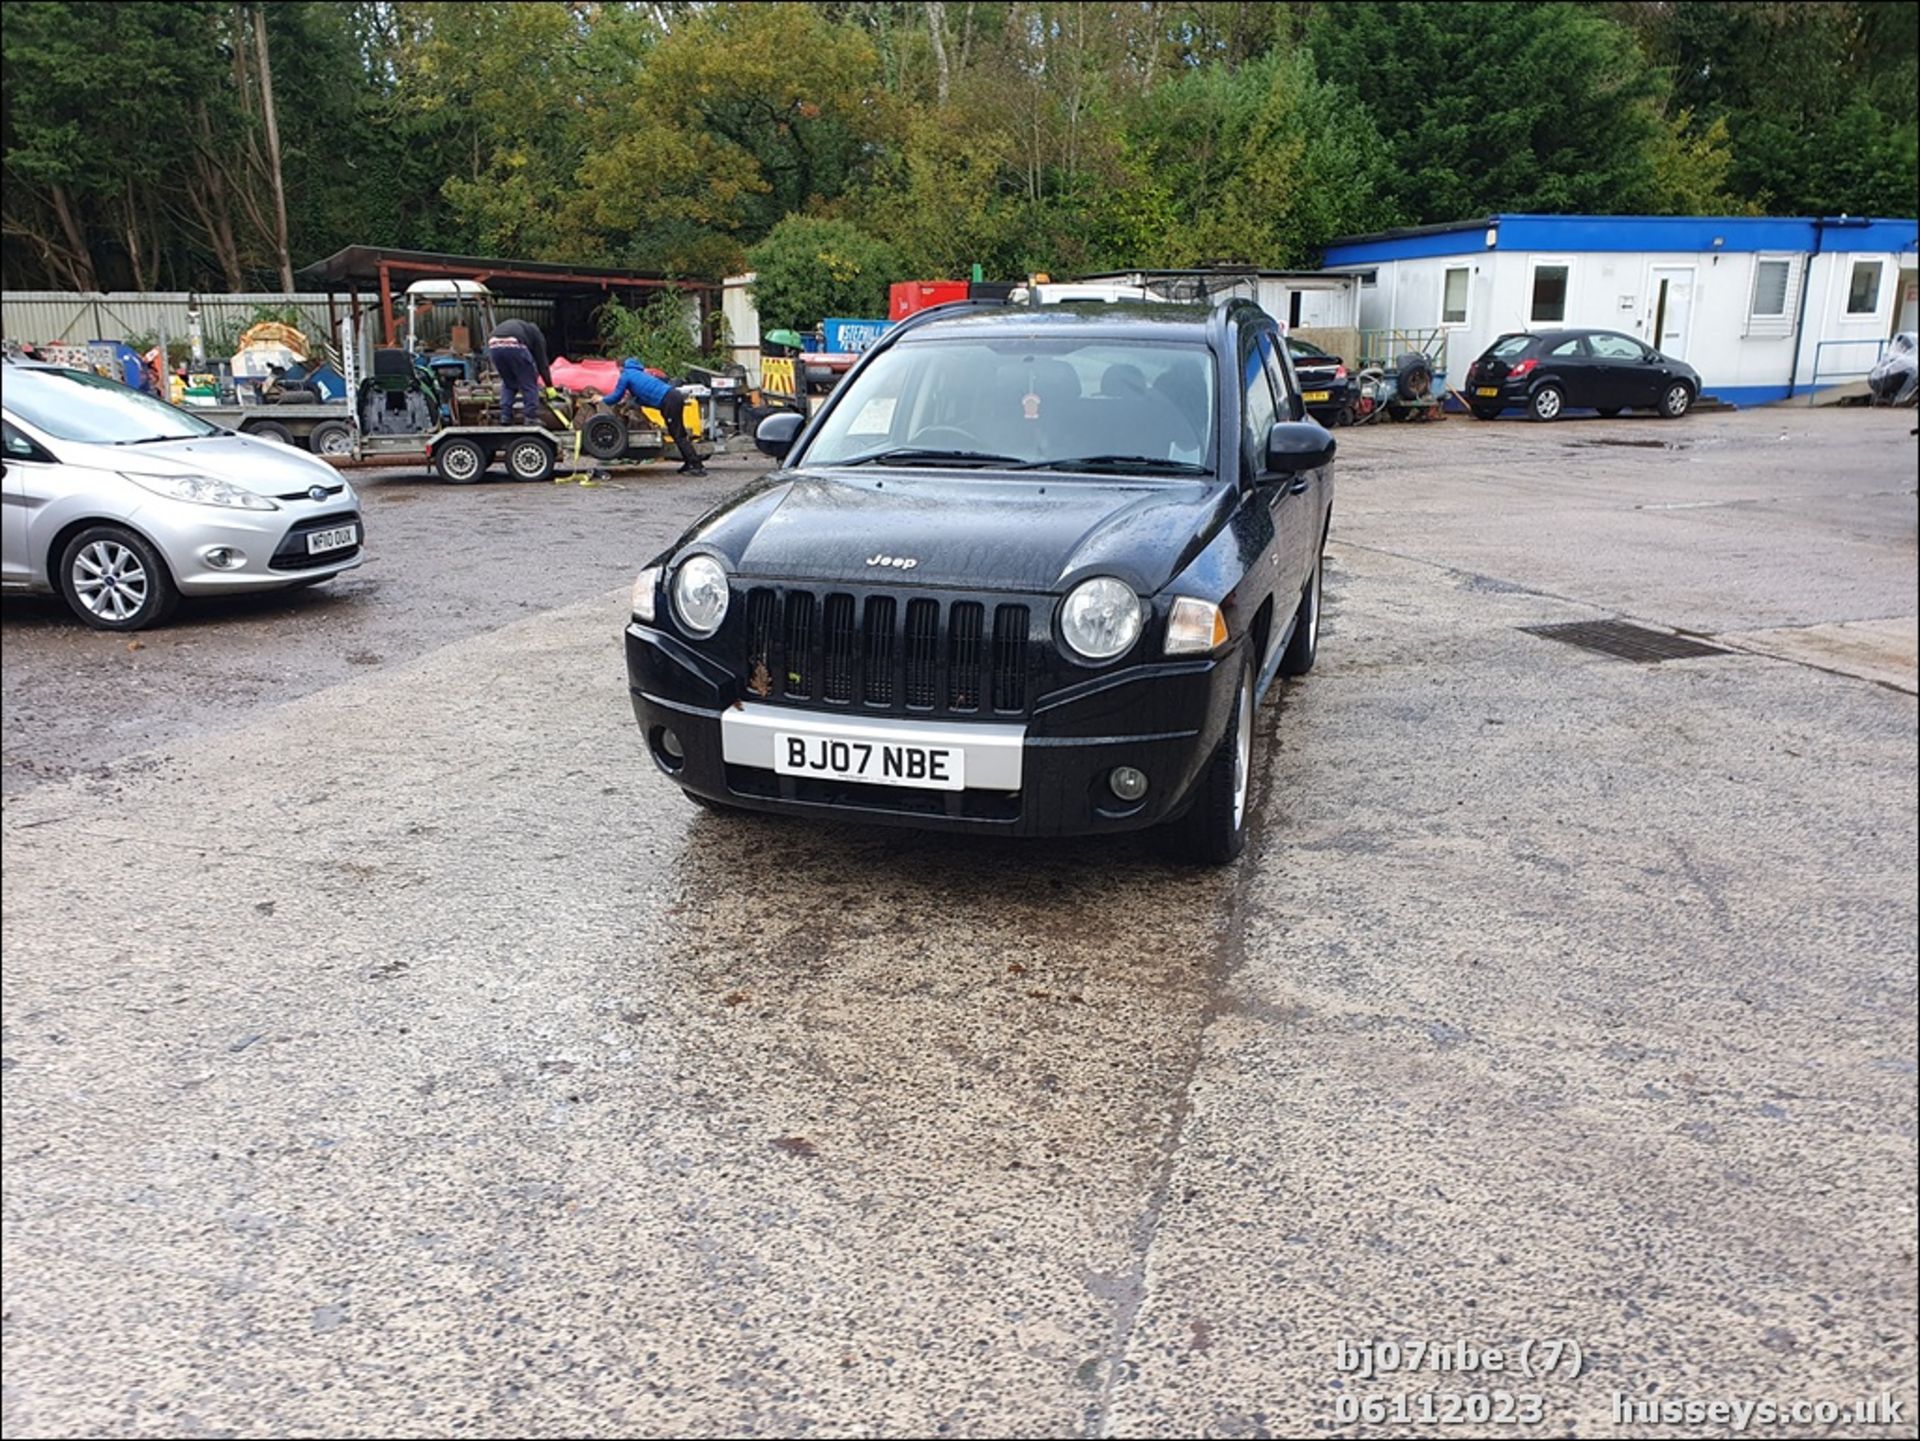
left=1548, top=336, right=1587, bottom=357
left=1240, top=334, right=1281, bottom=473
left=1589, top=333, right=1643, bottom=360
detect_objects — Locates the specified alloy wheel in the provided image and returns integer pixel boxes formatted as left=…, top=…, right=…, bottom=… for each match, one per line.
left=72, top=540, right=149, bottom=622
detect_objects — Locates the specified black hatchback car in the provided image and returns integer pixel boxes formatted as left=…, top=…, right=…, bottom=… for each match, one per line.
left=624, top=299, right=1335, bottom=863
left=1285, top=335, right=1359, bottom=426
left=1465, top=329, right=1700, bottom=421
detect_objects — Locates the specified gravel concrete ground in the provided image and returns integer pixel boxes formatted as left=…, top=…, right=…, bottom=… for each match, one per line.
left=2, top=407, right=1915, bottom=1437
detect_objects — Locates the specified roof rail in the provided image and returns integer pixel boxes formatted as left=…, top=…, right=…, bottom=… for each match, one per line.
left=884, top=296, right=1016, bottom=337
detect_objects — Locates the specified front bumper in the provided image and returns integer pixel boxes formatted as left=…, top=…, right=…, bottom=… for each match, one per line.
left=137, top=502, right=366, bottom=595
left=625, top=621, right=1240, bottom=837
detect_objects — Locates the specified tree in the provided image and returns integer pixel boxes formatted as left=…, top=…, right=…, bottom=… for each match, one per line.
left=1615, top=0, right=1917, bottom=217
left=1310, top=2, right=1673, bottom=222
left=569, top=3, right=901, bottom=275
left=747, top=216, right=903, bottom=330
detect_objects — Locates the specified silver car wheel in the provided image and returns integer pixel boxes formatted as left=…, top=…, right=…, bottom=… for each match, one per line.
left=1534, top=388, right=1562, bottom=420
left=1230, top=667, right=1253, bottom=830
left=1664, top=383, right=1691, bottom=416
left=72, top=540, right=149, bottom=622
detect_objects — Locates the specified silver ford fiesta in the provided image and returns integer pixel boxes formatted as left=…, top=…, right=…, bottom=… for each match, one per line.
left=1, top=362, right=365, bottom=630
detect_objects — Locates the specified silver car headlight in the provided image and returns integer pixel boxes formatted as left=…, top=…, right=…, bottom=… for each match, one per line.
left=632, top=565, right=661, bottom=622
left=1060, top=576, right=1142, bottom=661
left=122, top=471, right=279, bottom=511
left=671, top=554, right=729, bottom=636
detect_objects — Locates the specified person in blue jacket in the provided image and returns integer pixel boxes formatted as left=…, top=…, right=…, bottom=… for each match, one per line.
left=602, top=357, right=705, bottom=475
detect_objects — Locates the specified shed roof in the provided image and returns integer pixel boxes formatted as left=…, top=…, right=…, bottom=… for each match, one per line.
left=295, top=246, right=711, bottom=297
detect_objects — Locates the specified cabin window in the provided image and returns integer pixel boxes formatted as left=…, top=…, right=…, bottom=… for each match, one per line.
left=1846, top=260, right=1883, bottom=315
left=1529, top=264, right=1569, bottom=324
left=1441, top=267, right=1469, bottom=325
left=1749, top=259, right=1791, bottom=318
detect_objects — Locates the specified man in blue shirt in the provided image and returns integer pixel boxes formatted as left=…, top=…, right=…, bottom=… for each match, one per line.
left=602, top=357, right=706, bottom=475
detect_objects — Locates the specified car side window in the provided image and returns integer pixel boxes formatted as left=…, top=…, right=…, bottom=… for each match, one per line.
left=1548, top=336, right=1587, bottom=357
left=3, top=420, right=51, bottom=462
left=1259, top=333, right=1297, bottom=418
left=1589, top=334, right=1642, bottom=360
left=1240, top=333, right=1281, bottom=473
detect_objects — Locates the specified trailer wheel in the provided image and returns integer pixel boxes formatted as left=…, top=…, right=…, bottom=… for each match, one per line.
left=435, top=436, right=488, bottom=484
left=505, top=435, right=556, bottom=483
left=307, top=420, right=355, bottom=458
left=582, top=414, right=628, bottom=461
left=247, top=420, right=294, bottom=446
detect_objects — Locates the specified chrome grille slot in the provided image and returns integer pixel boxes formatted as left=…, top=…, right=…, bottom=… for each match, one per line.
left=783, top=592, right=815, bottom=697
left=991, top=605, right=1028, bottom=712
left=904, top=599, right=940, bottom=709
left=862, top=596, right=897, bottom=705
left=822, top=593, right=857, bottom=703
left=948, top=602, right=983, bottom=711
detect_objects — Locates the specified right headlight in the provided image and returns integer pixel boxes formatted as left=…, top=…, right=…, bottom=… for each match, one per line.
left=122, top=471, right=279, bottom=511
left=1059, top=576, right=1142, bottom=662
left=671, top=554, right=729, bottom=636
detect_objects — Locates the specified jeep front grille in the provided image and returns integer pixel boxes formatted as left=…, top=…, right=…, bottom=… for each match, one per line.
left=740, top=586, right=1031, bottom=716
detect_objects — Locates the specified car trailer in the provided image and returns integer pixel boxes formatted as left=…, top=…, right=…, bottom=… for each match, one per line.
left=193, top=401, right=359, bottom=457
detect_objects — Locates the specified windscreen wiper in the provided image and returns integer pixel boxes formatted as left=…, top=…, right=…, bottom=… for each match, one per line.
left=834, top=447, right=1027, bottom=468
left=1015, top=455, right=1212, bottom=475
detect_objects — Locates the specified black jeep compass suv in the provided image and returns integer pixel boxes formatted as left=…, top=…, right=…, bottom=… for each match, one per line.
left=624, top=298, right=1334, bottom=864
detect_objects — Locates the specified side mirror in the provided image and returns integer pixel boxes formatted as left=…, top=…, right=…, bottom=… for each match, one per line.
left=1264, top=420, right=1335, bottom=477
left=755, top=410, right=804, bottom=459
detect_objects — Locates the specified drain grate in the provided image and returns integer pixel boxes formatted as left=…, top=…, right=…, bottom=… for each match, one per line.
left=1521, top=619, right=1730, bottom=663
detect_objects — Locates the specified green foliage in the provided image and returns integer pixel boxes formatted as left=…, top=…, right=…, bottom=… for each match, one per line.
left=1309, top=2, right=1673, bottom=222
left=747, top=216, right=904, bottom=331
left=2, top=1, right=1913, bottom=297
left=596, top=291, right=729, bottom=377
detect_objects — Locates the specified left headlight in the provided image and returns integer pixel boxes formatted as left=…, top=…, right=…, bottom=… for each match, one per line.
left=631, top=565, right=661, bottom=622
left=1059, top=576, right=1142, bottom=661
left=671, top=554, right=729, bottom=636
left=122, top=472, right=279, bottom=511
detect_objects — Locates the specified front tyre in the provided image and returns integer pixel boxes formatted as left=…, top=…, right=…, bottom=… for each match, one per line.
left=1659, top=381, right=1694, bottom=418
left=1528, top=385, right=1565, bottom=422
left=1161, top=660, right=1253, bottom=866
left=58, top=524, right=179, bottom=631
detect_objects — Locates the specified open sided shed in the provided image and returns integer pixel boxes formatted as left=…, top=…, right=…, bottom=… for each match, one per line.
left=295, top=246, right=715, bottom=363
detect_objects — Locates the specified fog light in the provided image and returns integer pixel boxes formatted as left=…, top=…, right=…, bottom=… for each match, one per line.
left=661, top=728, right=684, bottom=761
left=1109, top=766, right=1149, bottom=802
left=204, top=547, right=242, bottom=569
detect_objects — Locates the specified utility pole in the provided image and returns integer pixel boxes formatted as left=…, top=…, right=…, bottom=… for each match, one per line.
left=252, top=4, right=295, bottom=294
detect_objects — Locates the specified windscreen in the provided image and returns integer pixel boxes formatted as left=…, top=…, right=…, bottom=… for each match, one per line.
left=801, top=338, right=1217, bottom=473
left=4, top=367, right=221, bottom=444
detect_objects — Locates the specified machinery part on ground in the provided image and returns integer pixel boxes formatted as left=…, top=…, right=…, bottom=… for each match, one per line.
left=434, top=436, right=489, bottom=484
left=1393, top=351, right=1433, bottom=401
left=582, top=413, right=629, bottom=460
left=306, top=420, right=355, bottom=457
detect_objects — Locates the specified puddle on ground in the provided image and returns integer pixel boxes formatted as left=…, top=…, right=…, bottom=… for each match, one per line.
left=1567, top=438, right=1690, bottom=451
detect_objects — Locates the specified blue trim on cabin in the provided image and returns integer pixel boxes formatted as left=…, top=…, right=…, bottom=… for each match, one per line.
left=1323, top=214, right=1917, bottom=266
